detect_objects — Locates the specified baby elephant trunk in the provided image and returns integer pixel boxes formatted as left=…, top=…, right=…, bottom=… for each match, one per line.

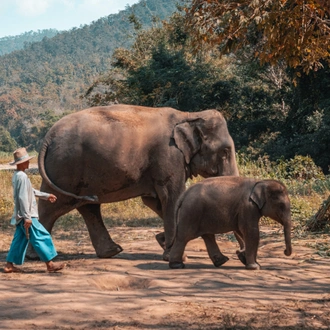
left=283, top=221, right=292, bottom=256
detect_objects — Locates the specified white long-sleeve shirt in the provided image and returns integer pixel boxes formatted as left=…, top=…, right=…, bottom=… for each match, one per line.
left=10, top=170, right=50, bottom=225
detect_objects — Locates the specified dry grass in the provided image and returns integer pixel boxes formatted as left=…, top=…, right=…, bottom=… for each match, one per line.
left=1, top=154, right=329, bottom=249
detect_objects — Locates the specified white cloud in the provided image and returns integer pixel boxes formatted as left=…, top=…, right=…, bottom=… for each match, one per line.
left=15, top=0, right=53, bottom=17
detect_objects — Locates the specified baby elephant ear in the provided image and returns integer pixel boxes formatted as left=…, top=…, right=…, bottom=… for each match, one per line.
left=173, top=120, right=201, bottom=164
left=250, top=182, right=266, bottom=210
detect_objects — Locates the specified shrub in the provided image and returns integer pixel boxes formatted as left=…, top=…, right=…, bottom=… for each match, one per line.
left=281, top=155, right=325, bottom=180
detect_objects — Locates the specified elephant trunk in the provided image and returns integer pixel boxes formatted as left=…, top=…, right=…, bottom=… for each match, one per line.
left=283, top=220, right=292, bottom=256
left=218, top=151, right=239, bottom=177
left=229, top=146, right=240, bottom=177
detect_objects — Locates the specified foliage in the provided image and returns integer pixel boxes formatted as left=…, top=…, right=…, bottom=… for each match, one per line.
left=86, top=12, right=224, bottom=111
left=0, top=0, right=179, bottom=152
left=0, top=126, right=17, bottom=152
left=281, top=155, right=326, bottom=180
left=86, top=10, right=290, bottom=115
left=222, top=61, right=293, bottom=155
left=185, top=0, right=330, bottom=75
left=237, top=153, right=330, bottom=196
left=122, top=45, right=222, bottom=110
left=0, top=29, right=59, bottom=55
left=85, top=7, right=330, bottom=175
left=183, top=0, right=330, bottom=174
left=267, top=63, right=330, bottom=173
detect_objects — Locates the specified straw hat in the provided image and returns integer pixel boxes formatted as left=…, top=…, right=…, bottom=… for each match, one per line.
left=10, top=147, right=35, bottom=165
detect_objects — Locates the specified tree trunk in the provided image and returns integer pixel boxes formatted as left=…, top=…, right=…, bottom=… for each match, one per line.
left=306, top=195, right=330, bottom=231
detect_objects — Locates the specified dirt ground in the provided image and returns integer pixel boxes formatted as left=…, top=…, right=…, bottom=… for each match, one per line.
left=0, top=224, right=330, bottom=330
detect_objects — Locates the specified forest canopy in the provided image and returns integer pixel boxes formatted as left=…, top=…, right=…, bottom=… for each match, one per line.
left=86, top=1, right=330, bottom=173
left=0, top=0, right=329, bottom=173
left=185, top=0, right=330, bottom=75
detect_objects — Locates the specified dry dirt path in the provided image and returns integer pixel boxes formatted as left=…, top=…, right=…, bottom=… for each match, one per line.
left=0, top=226, right=329, bottom=329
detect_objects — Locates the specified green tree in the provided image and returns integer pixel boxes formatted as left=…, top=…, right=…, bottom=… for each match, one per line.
left=185, top=0, right=330, bottom=75
left=85, top=12, right=229, bottom=111
left=0, top=126, right=17, bottom=152
left=184, top=0, right=330, bottom=172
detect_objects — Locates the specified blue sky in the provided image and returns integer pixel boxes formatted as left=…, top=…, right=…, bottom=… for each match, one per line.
left=0, top=0, right=140, bottom=38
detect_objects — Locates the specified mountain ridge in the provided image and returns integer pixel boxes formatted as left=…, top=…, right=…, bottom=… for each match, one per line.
left=0, top=0, right=179, bottom=150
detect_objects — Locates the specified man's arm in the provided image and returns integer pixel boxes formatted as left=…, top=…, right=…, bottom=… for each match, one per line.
left=33, top=189, right=57, bottom=203
left=33, top=188, right=50, bottom=200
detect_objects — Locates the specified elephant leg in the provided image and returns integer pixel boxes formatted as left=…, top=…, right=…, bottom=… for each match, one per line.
left=77, top=204, right=123, bottom=258
left=141, top=196, right=165, bottom=250
left=38, top=196, right=79, bottom=232
left=234, top=230, right=247, bottom=265
left=151, top=179, right=186, bottom=261
left=234, top=230, right=245, bottom=251
left=26, top=196, right=78, bottom=260
left=202, top=234, right=229, bottom=267
left=169, top=237, right=188, bottom=269
left=163, top=194, right=188, bottom=261
left=243, top=227, right=260, bottom=270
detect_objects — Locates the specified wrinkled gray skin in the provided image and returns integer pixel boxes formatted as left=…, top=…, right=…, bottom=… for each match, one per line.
left=169, top=177, right=292, bottom=270
left=30, top=104, right=239, bottom=260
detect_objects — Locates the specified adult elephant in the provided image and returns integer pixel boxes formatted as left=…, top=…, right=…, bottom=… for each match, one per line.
left=35, top=104, right=239, bottom=260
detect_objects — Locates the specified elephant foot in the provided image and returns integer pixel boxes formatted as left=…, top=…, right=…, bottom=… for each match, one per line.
left=25, top=245, right=40, bottom=260
left=169, top=261, right=185, bottom=269
left=162, top=249, right=170, bottom=261
left=236, top=251, right=247, bottom=265
left=96, top=244, right=123, bottom=258
left=213, top=255, right=229, bottom=267
left=155, top=232, right=166, bottom=250
left=245, top=263, right=260, bottom=270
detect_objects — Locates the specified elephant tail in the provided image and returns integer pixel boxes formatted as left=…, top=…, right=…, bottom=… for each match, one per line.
left=38, top=138, right=99, bottom=202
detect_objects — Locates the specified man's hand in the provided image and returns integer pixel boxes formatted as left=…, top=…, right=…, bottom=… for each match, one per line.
left=47, top=194, right=57, bottom=203
left=24, top=219, right=32, bottom=230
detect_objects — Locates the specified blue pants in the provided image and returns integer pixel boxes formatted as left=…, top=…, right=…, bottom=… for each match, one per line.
left=6, top=217, right=58, bottom=265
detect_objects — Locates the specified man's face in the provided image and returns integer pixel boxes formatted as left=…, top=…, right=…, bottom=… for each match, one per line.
left=23, top=161, right=30, bottom=170
left=18, top=160, right=30, bottom=171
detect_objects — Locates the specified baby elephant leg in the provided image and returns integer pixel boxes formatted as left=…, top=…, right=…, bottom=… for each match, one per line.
left=234, top=231, right=247, bottom=265
left=169, top=238, right=187, bottom=269
left=202, top=234, right=229, bottom=267
left=244, top=228, right=261, bottom=270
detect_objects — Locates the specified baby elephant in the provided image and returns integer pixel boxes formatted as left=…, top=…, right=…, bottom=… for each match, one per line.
left=169, top=177, right=292, bottom=270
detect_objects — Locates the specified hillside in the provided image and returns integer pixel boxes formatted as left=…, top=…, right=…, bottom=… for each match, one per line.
left=0, top=29, right=59, bottom=55
left=0, top=0, right=179, bottom=150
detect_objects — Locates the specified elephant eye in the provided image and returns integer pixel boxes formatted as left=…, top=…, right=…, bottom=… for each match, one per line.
left=221, top=148, right=230, bottom=160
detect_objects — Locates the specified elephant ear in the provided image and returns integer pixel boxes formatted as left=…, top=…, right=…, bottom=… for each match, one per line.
left=173, top=119, right=203, bottom=164
left=250, top=182, right=266, bottom=210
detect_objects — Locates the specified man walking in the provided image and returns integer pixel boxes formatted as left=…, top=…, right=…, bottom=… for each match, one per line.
left=4, top=147, right=65, bottom=273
